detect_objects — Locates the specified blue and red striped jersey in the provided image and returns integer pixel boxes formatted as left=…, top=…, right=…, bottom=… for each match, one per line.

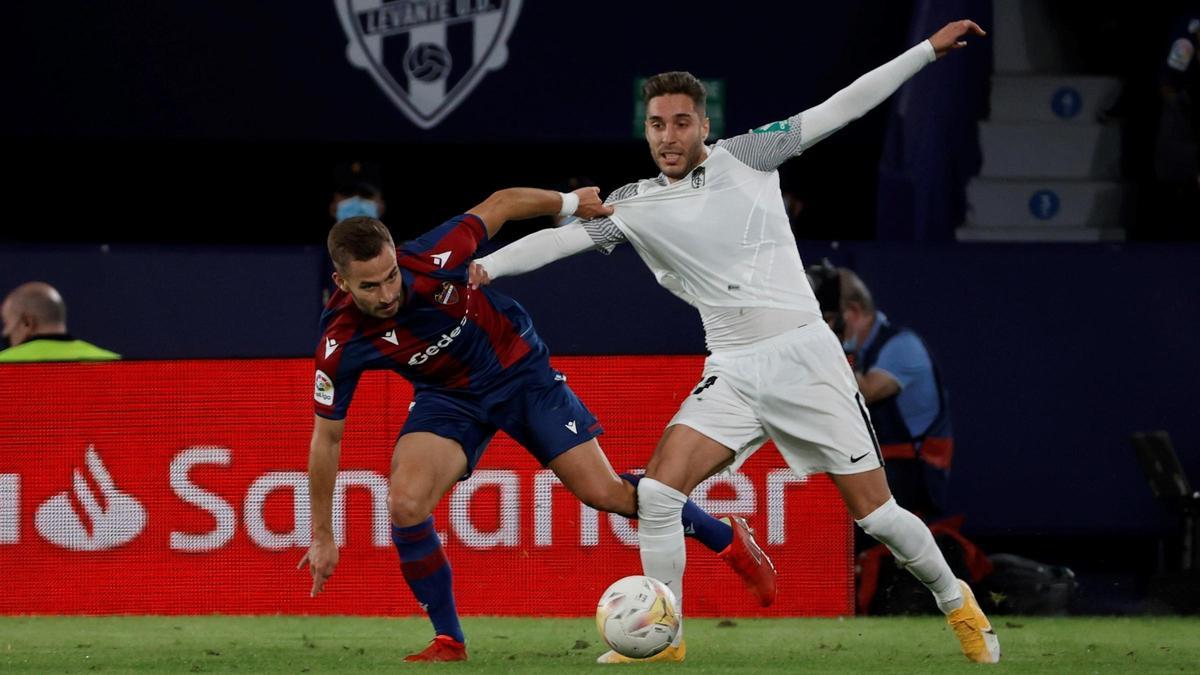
left=313, top=213, right=545, bottom=420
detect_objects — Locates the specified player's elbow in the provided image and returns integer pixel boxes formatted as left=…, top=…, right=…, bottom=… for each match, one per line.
left=482, top=189, right=516, bottom=214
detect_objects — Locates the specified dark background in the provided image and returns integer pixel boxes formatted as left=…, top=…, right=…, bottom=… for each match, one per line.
left=4, top=0, right=1200, bottom=613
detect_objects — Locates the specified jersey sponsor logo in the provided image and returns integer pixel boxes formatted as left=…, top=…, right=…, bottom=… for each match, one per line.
left=314, top=370, right=335, bottom=405
left=34, top=446, right=147, bottom=551
left=434, top=281, right=460, bottom=305
left=334, top=0, right=525, bottom=130
left=691, top=166, right=706, bottom=189
left=431, top=250, right=452, bottom=268
left=382, top=330, right=400, bottom=346
left=849, top=452, right=871, bottom=464
left=751, top=119, right=790, bottom=134
left=565, top=420, right=577, bottom=434
left=408, top=315, right=469, bottom=366
left=1168, top=37, right=1195, bottom=72
left=324, top=337, right=340, bottom=358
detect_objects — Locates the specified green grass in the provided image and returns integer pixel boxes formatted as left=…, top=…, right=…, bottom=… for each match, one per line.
left=1, top=616, right=1198, bottom=673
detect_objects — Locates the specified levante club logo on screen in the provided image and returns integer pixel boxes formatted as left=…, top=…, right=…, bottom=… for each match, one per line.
left=335, top=0, right=524, bottom=129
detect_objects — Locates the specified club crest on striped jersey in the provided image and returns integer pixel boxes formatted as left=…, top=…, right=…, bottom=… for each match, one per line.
left=335, top=0, right=524, bottom=130
left=434, top=281, right=460, bottom=305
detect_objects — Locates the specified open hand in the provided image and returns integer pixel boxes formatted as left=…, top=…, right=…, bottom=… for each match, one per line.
left=929, top=20, right=986, bottom=59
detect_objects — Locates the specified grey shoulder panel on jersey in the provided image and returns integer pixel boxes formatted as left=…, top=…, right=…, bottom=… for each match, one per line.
left=581, top=216, right=627, bottom=255
left=716, top=112, right=805, bottom=172
left=583, top=182, right=640, bottom=254
left=604, top=181, right=642, bottom=204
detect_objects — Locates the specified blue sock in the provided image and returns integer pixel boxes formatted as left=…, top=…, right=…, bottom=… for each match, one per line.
left=391, top=517, right=464, bottom=643
left=619, top=473, right=733, bottom=552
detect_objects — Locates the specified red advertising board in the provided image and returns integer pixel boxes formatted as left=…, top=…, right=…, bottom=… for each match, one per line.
left=0, top=358, right=851, bottom=616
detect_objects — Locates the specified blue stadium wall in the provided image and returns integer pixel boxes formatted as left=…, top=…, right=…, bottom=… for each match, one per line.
left=2, top=242, right=1197, bottom=544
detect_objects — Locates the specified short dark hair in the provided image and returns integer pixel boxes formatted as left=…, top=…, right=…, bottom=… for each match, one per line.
left=327, top=216, right=394, bottom=273
left=642, top=71, right=706, bottom=114
left=334, top=181, right=382, bottom=200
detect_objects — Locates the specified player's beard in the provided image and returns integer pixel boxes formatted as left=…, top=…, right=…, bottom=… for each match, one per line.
left=656, top=140, right=706, bottom=181
left=373, top=300, right=400, bottom=318
left=355, top=297, right=400, bottom=319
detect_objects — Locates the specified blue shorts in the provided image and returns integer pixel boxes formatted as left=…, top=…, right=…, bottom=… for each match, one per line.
left=399, top=357, right=603, bottom=476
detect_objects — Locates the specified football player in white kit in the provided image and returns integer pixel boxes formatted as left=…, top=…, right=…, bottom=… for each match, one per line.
left=472, top=19, right=998, bottom=665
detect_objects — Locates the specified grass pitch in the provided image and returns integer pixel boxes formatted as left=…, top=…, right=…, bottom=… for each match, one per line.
left=2, top=615, right=1198, bottom=673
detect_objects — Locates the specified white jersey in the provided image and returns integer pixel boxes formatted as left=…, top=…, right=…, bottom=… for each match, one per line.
left=580, top=40, right=935, bottom=351
left=603, top=145, right=821, bottom=325
left=473, top=40, right=936, bottom=352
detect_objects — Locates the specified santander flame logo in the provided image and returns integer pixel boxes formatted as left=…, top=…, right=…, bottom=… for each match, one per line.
left=34, top=446, right=146, bottom=551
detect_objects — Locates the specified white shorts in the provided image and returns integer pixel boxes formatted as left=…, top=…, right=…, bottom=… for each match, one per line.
left=669, top=322, right=883, bottom=477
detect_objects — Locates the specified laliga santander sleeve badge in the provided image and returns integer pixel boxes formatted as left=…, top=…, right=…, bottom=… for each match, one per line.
left=314, top=370, right=334, bottom=406
left=751, top=119, right=791, bottom=134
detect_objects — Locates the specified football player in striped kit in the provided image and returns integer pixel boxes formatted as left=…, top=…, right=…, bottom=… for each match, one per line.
left=300, top=186, right=776, bottom=662
left=473, top=19, right=999, bottom=666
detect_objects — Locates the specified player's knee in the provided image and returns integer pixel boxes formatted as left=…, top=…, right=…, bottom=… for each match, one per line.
left=637, top=477, right=686, bottom=522
left=388, top=490, right=433, bottom=527
left=854, top=496, right=900, bottom=538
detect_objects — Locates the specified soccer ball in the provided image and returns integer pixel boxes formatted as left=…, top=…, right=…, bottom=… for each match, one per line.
left=595, top=575, right=680, bottom=658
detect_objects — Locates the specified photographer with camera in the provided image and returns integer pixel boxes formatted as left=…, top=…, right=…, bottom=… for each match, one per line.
left=807, top=263, right=953, bottom=523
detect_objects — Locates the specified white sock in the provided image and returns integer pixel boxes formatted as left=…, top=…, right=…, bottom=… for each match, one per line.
left=855, top=497, right=963, bottom=614
left=637, top=478, right=688, bottom=645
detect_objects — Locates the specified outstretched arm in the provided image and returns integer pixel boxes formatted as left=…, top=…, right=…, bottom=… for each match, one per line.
left=469, top=186, right=613, bottom=238
left=719, top=19, right=987, bottom=172
left=470, top=220, right=596, bottom=286
left=298, top=415, right=344, bottom=597
left=470, top=182, right=640, bottom=286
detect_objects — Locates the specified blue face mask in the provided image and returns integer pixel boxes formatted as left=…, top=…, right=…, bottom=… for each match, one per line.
left=336, top=196, right=380, bottom=221
left=842, top=335, right=859, bottom=354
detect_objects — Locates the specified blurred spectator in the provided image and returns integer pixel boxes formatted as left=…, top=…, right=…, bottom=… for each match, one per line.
left=324, top=163, right=388, bottom=303
left=1155, top=5, right=1200, bottom=226
left=330, top=160, right=386, bottom=222
left=808, top=264, right=952, bottom=522
left=0, top=282, right=120, bottom=362
left=331, top=181, right=386, bottom=222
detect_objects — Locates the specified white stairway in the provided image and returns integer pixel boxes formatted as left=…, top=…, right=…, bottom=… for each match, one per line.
left=958, top=1, right=1128, bottom=242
